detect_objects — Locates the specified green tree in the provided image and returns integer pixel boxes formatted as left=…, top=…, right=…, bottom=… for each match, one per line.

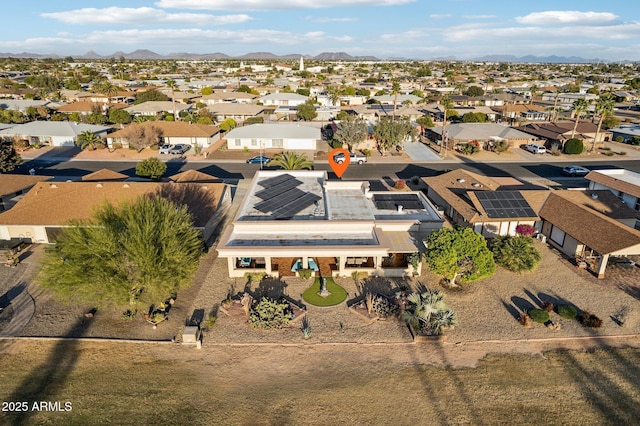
left=326, top=85, right=342, bottom=106
left=166, top=79, right=178, bottom=121
left=601, top=113, right=620, bottom=130
left=0, top=137, right=22, bottom=172
left=465, top=86, right=484, bottom=97
left=219, top=118, right=237, bottom=132
left=563, top=138, right=584, bottom=154
left=134, top=89, right=169, bottom=104
left=424, top=227, right=495, bottom=286
left=269, top=151, right=313, bottom=170
left=109, top=108, right=132, bottom=127
left=135, top=157, right=167, bottom=180
left=440, top=95, right=454, bottom=154
left=492, top=235, right=541, bottom=273
left=39, top=196, right=203, bottom=309
left=416, top=115, right=434, bottom=129
left=333, top=115, right=368, bottom=152
left=296, top=99, right=318, bottom=121
left=200, top=86, right=213, bottom=96
left=462, top=112, right=488, bottom=123
left=76, top=131, right=103, bottom=150
left=296, top=88, right=310, bottom=96
left=373, top=117, right=417, bottom=155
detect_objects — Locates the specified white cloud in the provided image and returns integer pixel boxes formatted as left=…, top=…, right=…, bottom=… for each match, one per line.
left=429, top=14, right=451, bottom=19
left=41, top=7, right=252, bottom=26
left=155, top=0, right=415, bottom=11
left=515, top=11, right=619, bottom=26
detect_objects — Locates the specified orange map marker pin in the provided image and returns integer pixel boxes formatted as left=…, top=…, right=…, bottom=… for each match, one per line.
left=328, top=148, right=350, bottom=178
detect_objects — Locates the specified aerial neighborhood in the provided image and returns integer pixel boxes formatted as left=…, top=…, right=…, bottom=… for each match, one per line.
left=2, top=53, right=640, bottom=422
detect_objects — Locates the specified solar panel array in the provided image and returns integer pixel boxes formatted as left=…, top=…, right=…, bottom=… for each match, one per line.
left=372, top=193, right=423, bottom=210
left=474, top=191, right=537, bottom=219
left=254, top=174, right=321, bottom=219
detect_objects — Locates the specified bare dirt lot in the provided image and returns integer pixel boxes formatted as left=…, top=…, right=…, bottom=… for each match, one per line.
left=1, top=339, right=640, bottom=425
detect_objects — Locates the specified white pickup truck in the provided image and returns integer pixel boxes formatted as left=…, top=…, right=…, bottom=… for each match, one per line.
left=333, top=152, right=367, bottom=164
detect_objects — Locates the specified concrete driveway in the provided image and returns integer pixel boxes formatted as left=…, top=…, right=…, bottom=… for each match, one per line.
left=404, top=141, right=441, bottom=161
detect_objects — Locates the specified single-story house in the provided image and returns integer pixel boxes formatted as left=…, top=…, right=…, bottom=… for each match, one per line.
left=205, top=104, right=265, bottom=123
left=198, top=91, right=257, bottom=105
left=124, top=101, right=193, bottom=118
left=0, top=174, right=51, bottom=212
left=0, top=172, right=229, bottom=244
left=224, top=123, right=321, bottom=151
left=105, top=121, right=221, bottom=150
left=539, top=190, right=640, bottom=278
left=423, top=169, right=548, bottom=237
left=426, top=123, right=539, bottom=150
left=518, top=120, right=612, bottom=148
left=608, top=125, right=640, bottom=144
left=216, top=170, right=444, bottom=278
left=257, top=93, right=308, bottom=107
left=0, top=122, right=110, bottom=147
left=586, top=169, right=640, bottom=214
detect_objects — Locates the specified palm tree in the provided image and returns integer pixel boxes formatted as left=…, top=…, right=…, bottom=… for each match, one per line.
left=569, top=98, right=590, bottom=140
left=391, top=80, right=401, bottom=120
left=591, top=94, right=615, bottom=151
left=77, top=131, right=102, bottom=150
left=98, top=81, right=119, bottom=102
left=166, top=78, right=178, bottom=121
left=440, top=95, right=453, bottom=156
left=268, top=151, right=313, bottom=170
left=326, top=85, right=341, bottom=107
left=402, top=289, right=457, bottom=335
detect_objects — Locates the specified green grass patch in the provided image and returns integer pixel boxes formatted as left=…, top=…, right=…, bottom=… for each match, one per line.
left=302, top=277, right=348, bottom=307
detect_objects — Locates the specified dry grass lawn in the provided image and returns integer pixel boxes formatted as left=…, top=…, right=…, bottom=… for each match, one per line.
left=1, top=340, right=640, bottom=425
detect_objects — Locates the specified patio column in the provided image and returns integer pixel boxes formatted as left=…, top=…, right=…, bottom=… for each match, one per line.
left=227, top=257, right=235, bottom=277
left=302, top=257, right=309, bottom=269
left=596, top=254, right=609, bottom=279
left=265, top=257, right=272, bottom=275
left=338, top=256, right=345, bottom=277
left=375, top=256, right=383, bottom=271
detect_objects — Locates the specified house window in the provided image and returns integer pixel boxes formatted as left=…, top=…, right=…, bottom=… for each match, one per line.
left=616, top=190, right=624, bottom=200
left=272, top=139, right=284, bottom=148
left=251, top=138, right=257, bottom=146
left=635, top=198, right=640, bottom=211
left=234, top=139, right=241, bottom=147
left=549, top=225, right=566, bottom=246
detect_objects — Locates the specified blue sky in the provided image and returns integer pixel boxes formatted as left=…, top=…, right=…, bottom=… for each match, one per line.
left=1, top=0, right=638, bottom=60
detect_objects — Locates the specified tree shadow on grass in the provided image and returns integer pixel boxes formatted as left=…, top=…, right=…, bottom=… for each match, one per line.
left=4, top=315, right=93, bottom=425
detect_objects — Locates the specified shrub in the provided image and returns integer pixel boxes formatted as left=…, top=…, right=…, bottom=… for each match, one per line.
left=515, top=224, right=536, bottom=237
left=529, top=308, right=550, bottom=324
left=12, top=139, right=29, bottom=149
left=563, top=138, right=584, bottom=155
left=518, top=312, right=532, bottom=327
left=300, top=316, right=311, bottom=338
left=298, top=268, right=313, bottom=280
left=372, top=295, right=398, bottom=319
left=617, top=151, right=628, bottom=156
left=459, top=143, right=479, bottom=155
left=411, top=176, right=420, bottom=185
left=615, top=135, right=624, bottom=143
left=244, top=272, right=266, bottom=283
left=493, top=139, right=510, bottom=153
left=394, top=179, right=406, bottom=190
left=245, top=116, right=264, bottom=125
left=580, top=311, right=603, bottom=328
left=541, top=301, right=554, bottom=313
left=557, top=304, right=577, bottom=319
left=112, top=142, right=123, bottom=150
left=242, top=146, right=249, bottom=153
left=361, top=148, right=371, bottom=157
left=249, top=297, right=293, bottom=329
left=135, top=157, right=167, bottom=180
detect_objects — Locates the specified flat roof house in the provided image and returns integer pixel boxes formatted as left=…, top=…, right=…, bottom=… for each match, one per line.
left=224, top=123, right=321, bottom=151
left=216, top=170, right=444, bottom=278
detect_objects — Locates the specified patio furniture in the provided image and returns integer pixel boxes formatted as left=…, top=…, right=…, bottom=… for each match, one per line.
left=240, top=257, right=252, bottom=267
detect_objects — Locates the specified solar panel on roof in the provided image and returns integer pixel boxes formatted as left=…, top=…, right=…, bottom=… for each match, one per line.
left=272, top=193, right=321, bottom=219
left=255, top=178, right=302, bottom=200
left=372, top=193, right=423, bottom=210
left=475, top=191, right=537, bottom=218
left=255, top=188, right=306, bottom=213
left=258, top=174, right=296, bottom=188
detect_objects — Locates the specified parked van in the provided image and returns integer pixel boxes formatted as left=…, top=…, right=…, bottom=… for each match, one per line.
left=525, top=144, right=546, bottom=154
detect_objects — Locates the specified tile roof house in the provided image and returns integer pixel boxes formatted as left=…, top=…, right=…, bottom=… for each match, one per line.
left=106, top=121, right=221, bottom=150
left=124, top=101, right=193, bottom=118
left=423, top=169, right=549, bottom=237
left=217, top=170, right=444, bottom=278
left=0, top=176, right=229, bottom=244
left=204, top=103, right=265, bottom=123
left=0, top=122, right=110, bottom=147
left=257, top=93, right=308, bottom=107
left=539, top=190, right=640, bottom=278
left=427, top=123, right=538, bottom=150
left=0, top=174, right=51, bottom=212
left=519, top=120, right=612, bottom=147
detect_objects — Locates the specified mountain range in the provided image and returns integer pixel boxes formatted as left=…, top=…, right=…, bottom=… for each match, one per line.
left=0, top=50, right=628, bottom=63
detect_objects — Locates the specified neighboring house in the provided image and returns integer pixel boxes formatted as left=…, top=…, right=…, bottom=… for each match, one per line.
left=491, top=104, right=549, bottom=123
left=608, top=124, right=640, bottom=143
left=539, top=190, right=640, bottom=278
left=0, top=122, right=110, bottom=147
left=426, top=123, right=539, bottom=150
left=54, top=101, right=106, bottom=116
left=258, top=93, right=308, bottom=107
left=106, top=121, right=221, bottom=150
left=586, top=169, right=640, bottom=213
left=198, top=91, right=257, bottom=106
left=216, top=170, right=444, bottom=278
left=205, top=103, right=265, bottom=123
left=0, top=174, right=51, bottom=212
left=423, top=169, right=548, bottom=238
left=0, top=174, right=229, bottom=244
left=124, top=101, right=192, bottom=118
left=518, top=120, right=612, bottom=147
left=0, top=99, right=55, bottom=113
left=371, top=94, right=423, bottom=105
left=81, top=169, right=129, bottom=182
left=224, top=123, right=321, bottom=151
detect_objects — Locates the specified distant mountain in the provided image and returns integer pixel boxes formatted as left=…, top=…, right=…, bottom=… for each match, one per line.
left=471, top=54, right=606, bottom=64
left=236, top=52, right=281, bottom=60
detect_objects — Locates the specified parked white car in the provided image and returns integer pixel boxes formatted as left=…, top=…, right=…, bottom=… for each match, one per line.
left=525, top=144, right=546, bottom=154
left=159, top=144, right=173, bottom=154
